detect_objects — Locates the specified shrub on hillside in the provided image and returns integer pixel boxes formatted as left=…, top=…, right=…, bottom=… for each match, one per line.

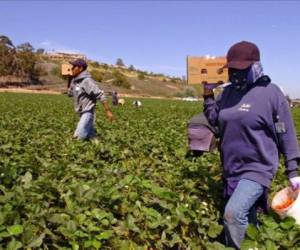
left=34, top=65, right=47, bottom=77
left=90, top=69, right=103, bottom=82
left=36, top=48, right=45, bottom=54
left=173, top=92, right=184, bottom=98
left=116, top=58, right=125, bottom=67
left=184, top=87, right=196, bottom=97
left=128, top=64, right=135, bottom=71
left=101, top=64, right=109, bottom=70
left=50, top=66, right=64, bottom=79
left=112, top=70, right=131, bottom=89
left=138, top=72, right=145, bottom=80
left=90, top=61, right=100, bottom=68
left=174, top=87, right=196, bottom=98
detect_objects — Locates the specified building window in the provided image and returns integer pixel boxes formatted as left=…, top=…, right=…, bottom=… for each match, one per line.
left=201, top=69, right=207, bottom=74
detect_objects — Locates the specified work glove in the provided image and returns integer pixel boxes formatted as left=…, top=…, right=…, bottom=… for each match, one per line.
left=289, top=176, right=300, bottom=191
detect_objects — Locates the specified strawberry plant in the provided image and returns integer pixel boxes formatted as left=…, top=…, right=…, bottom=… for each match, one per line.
left=0, top=93, right=299, bottom=249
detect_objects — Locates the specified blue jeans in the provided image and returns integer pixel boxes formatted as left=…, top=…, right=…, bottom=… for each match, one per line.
left=74, top=111, right=96, bottom=140
left=223, top=179, right=263, bottom=249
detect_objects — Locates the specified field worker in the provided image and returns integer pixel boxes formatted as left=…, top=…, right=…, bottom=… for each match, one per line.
left=203, top=41, right=300, bottom=249
left=68, top=58, right=113, bottom=140
left=112, top=91, right=119, bottom=106
left=186, top=113, right=218, bottom=158
left=133, top=100, right=142, bottom=108
left=118, top=98, right=125, bottom=106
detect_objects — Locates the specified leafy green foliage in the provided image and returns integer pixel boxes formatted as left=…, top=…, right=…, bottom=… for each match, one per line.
left=116, top=58, right=125, bottom=67
left=112, top=70, right=131, bottom=89
left=242, top=215, right=300, bottom=249
left=90, top=61, right=100, bottom=68
left=128, top=65, right=135, bottom=71
left=0, top=35, right=42, bottom=82
left=137, top=72, right=145, bottom=80
left=90, top=69, right=103, bottom=82
left=50, top=65, right=64, bottom=79
left=0, top=93, right=299, bottom=249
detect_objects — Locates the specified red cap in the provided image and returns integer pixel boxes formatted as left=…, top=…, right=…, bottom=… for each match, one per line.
left=224, top=41, right=260, bottom=70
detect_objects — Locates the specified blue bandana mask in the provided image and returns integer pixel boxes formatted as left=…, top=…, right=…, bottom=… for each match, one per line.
left=247, top=62, right=264, bottom=84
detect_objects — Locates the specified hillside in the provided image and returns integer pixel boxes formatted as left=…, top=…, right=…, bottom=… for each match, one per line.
left=0, top=34, right=201, bottom=98
left=30, top=55, right=199, bottom=98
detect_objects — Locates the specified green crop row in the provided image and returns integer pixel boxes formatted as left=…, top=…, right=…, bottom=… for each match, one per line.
left=0, top=93, right=299, bottom=249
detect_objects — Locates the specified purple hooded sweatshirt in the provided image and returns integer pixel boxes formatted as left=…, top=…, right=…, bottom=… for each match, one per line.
left=204, top=76, right=300, bottom=191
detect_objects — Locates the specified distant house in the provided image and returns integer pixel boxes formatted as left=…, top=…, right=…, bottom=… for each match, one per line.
left=45, top=51, right=87, bottom=61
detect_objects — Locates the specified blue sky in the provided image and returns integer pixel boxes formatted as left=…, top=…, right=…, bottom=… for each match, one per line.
left=1, top=1, right=300, bottom=98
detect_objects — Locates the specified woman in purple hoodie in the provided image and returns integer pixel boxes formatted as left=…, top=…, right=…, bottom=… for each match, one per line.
left=203, top=41, right=300, bottom=249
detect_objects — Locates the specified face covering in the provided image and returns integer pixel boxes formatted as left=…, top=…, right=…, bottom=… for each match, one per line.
left=229, top=62, right=264, bottom=90
left=229, top=68, right=250, bottom=90
left=247, top=61, right=264, bottom=83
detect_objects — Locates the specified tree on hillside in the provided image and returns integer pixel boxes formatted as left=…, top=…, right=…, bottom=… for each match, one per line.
left=0, top=35, right=15, bottom=49
left=116, top=58, right=125, bottom=67
left=0, top=35, right=42, bottom=83
left=17, top=42, right=34, bottom=52
left=16, top=42, right=37, bottom=77
left=0, top=35, right=44, bottom=84
left=36, top=48, right=45, bottom=54
left=91, top=61, right=100, bottom=68
left=0, top=35, right=17, bottom=75
left=128, top=64, right=135, bottom=71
